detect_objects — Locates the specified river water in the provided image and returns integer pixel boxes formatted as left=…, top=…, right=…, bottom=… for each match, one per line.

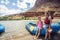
left=0, top=20, right=37, bottom=40
left=0, top=20, right=60, bottom=40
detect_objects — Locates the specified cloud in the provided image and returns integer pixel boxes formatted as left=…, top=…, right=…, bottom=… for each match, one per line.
left=1, top=0, right=5, bottom=4
left=19, top=0, right=23, bottom=2
left=0, top=0, right=10, bottom=5
left=0, top=0, right=37, bottom=16
left=16, top=0, right=37, bottom=12
left=17, top=0, right=27, bottom=9
left=0, top=5, right=22, bottom=16
left=5, top=0, right=10, bottom=5
left=12, top=3, right=16, bottom=6
left=0, top=5, right=8, bottom=13
left=23, top=0, right=36, bottom=7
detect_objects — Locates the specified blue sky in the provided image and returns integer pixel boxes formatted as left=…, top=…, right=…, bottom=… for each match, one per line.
left=0, top=0, right=36, bottom=16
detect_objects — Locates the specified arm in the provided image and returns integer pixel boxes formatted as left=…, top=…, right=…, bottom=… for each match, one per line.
left=49, top=16, right=52, bottom=26
left=42, top=21, right=43, bottom=28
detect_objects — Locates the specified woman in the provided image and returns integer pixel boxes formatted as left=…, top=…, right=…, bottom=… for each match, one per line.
left=44, top=12, right=52, bottom=40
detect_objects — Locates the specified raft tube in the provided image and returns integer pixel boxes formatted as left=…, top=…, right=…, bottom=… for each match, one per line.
left=26, top=21, right=60, bottom=35
left=0, top=24, right=5, bottom=33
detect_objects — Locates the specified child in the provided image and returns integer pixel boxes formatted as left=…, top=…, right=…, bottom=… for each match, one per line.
left=34, top=16, right=43, bottom=39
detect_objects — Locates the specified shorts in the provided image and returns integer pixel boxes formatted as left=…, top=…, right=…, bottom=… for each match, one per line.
left=45, top=24, right=50, bottom=28
left=37, top=26, right=42, bottom=29
left=36, top=27, right=42, bottom=32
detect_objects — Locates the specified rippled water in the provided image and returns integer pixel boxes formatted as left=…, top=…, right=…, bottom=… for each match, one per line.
left=0, top=20, right=60, bottom=40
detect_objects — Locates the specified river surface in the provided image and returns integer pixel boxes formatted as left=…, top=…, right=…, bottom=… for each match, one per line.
left=0, top=20, right=37, bottom=40
left=0, top=20, right=60, bottom=40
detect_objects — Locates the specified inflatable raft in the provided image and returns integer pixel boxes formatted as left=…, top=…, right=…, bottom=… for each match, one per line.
left=25, top=21, right=60, bottom=35
left=0, top=24, right=5, bottom=33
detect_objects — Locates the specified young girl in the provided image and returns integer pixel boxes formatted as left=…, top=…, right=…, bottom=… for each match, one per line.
left=34, top=16, right=43, bottom=39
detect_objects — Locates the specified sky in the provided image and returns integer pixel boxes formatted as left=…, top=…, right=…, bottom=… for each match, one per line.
left=0, top=0, right=36, bottom=16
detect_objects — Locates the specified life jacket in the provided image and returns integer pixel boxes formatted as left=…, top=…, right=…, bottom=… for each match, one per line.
left=44, top=18, right=50, bottom=24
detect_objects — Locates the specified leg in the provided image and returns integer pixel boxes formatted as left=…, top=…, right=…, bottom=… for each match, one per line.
left=45, top=30, right=48, bottom=40
left=49, top=33, right=50, bottom=39
left=36, top=28, right=40, bottom=38
left=48, top=25, right=51, bottom=39
left=48, top=31, right=51, bottom=39
left=35, top=28, right=38, bottom=36
left=34, top=28, right=38, bottom=39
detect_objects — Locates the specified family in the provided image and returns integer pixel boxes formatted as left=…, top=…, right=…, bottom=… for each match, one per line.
left=34, top=11, right=53, bottom=40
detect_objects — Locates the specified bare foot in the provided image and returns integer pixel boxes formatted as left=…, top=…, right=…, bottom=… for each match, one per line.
left=33, top=37, right=37, bottom=40
left=49, top=37, right=51, bottom=40
left=33, top=37, right=38, bottom=40
left=44, top=38, right=46, bottom=40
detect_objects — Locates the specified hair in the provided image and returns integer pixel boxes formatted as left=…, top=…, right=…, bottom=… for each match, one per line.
left=48, top=11, right=55, bottom=16
left=38, top=16, right=41, bottom=20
